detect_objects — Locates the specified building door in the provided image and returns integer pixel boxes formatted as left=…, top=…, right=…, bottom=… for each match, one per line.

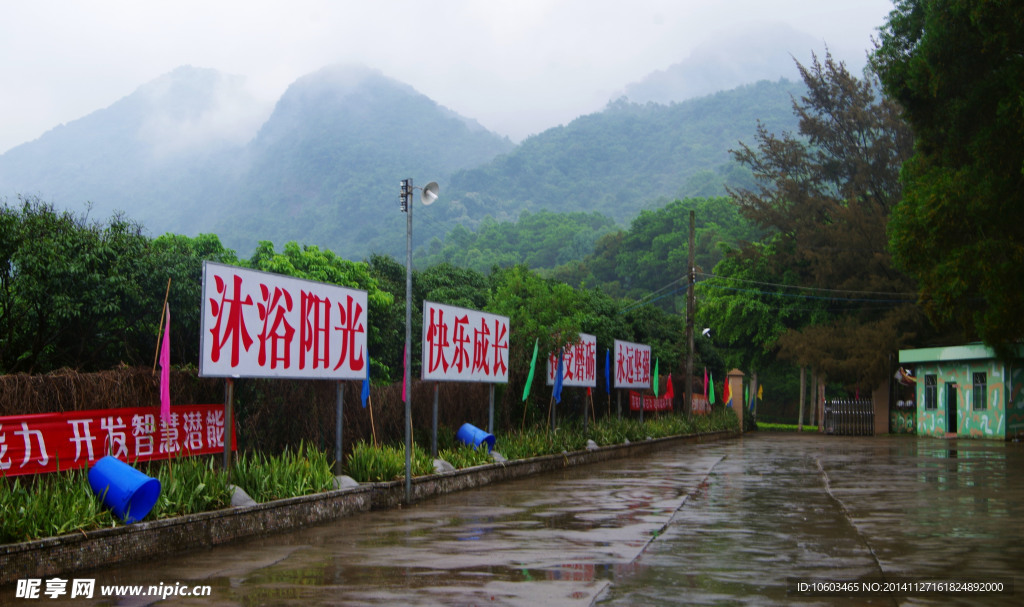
left=946, top=382, right=958, bottom=434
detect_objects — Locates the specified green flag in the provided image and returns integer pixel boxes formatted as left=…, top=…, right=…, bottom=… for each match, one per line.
left=653, top=358, right=660, bottom=397
left=522, top=338, right=539, bottom=401
left=709, top=371, right=716, bottom=405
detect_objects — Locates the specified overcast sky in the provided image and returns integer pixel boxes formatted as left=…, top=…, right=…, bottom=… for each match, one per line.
left=0, top=0, right=895, bottom=154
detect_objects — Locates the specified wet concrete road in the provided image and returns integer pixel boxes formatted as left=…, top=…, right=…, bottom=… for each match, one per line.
left=67, top=434, right=1023, bottom=605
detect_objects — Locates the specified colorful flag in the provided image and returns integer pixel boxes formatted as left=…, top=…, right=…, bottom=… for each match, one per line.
left=522, top=338, right=539, bottom=401
left=653, top=358, right=660, bottom=397
left=553, top=349, right=564, bottom=404
left=361, top=356, right=370, bottom=408
left=604, top=348, right=610, bottom=394
left=723, top=376, right=732, bottom=405
left=159, top=306, right=171, bottom=425
left=665, top=374, right=675, bottom=400
left=758, top=384, right=763, bottom=400
left=703, top=367, right=708, bottom=400
left=709, top=371, right=715, bottom=404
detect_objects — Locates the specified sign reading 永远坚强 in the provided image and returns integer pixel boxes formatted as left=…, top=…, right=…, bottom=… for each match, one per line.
left=546, top=333, right=597, bottom=387
left=421, top=301, right=509, bottom=383
left=199, top=261, right=368, bottom=379
left=613, top=339, right=651, bottom=389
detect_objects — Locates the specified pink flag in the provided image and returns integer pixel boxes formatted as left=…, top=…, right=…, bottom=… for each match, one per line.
left=159, top=306, right=171, bottom=425
left=402, top=344, right=408, bottom=402
left=703, top=367, right=708, bottom=400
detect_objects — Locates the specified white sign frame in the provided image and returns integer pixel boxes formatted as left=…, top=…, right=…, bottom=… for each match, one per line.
left=613, top=339, right=652, bottom=389
left=199, top=261, right=369, bottom=380
left=421, top=301, right=510, bottom=384
left=545, top=333, right=597, bottom=387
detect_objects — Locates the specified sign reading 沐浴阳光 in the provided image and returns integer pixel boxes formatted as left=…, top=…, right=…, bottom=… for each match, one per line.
left=200, top=261, right=368, bottom=380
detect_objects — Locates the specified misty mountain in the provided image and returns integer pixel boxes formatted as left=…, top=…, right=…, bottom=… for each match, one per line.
left=619, top=25, right=818, bottom=105
left=436, top=78, right=804, bottom=229
left=0, top=66, right=265, bottom=230
left=0, top=64, right=514, bottom=257
left=0, top=63, right=804, bottom=262
left=210, top=64, right=514, bottom=258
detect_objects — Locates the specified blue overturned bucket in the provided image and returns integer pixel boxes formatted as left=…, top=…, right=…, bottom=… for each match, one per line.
left=456, top=423, right=496, bottom=451
left=88, top=456, right=161, bottom=523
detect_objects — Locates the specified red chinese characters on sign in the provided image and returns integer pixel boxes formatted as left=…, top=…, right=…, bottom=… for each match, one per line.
left=0, top=405, right=236, bottom=477
left=613, top=339, right=651, bottom=389
left=546, top=333, right=597, bottom=388
left=629, top=391, right=673, bottom=412
left=421, top=301, right=509, bottom=383
left=201, top=262, right=368, bottom=380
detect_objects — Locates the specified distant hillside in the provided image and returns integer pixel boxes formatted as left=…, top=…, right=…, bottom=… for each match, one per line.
left=0, top=66, right=262, bottom=231
left=211, top=65, right=514, bottom=259
left=0, top=64, right=514, bottom=259
left=437, top=79, right=804, bottom=229
left=0, top=65, right=803, bottom=262
left=617, top=24, right=818, bottom=105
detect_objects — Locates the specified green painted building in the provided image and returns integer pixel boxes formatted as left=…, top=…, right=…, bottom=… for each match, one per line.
left=899, top=344, right=1024, bottom=440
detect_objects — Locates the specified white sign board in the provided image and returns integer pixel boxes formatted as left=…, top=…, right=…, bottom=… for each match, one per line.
left=546, top=333, right=597, bottom=387
left=613, top=339, right=651, bottom=389
left=421, top=301, right=509, bottom=383
left=199, top=261, right=368, bottom=379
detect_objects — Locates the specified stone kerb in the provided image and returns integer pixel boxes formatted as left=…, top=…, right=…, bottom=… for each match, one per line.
left=0, top=431, right=736, bottom=585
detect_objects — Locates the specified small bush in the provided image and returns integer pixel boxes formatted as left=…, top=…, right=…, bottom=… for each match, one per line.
left=231, top=442, right=334, bottom=502
left=438, top=443, right=493, bottom=469
left=345, top=441, right=433, bottom=482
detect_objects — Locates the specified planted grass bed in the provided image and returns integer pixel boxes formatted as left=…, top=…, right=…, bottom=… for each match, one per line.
left=757, top=422, right=819, bottom=432
left=1, top=409, right=737, bottom=544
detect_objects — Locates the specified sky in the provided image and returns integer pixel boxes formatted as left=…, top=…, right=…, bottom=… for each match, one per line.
left=0, top=0, right=895, bottom=154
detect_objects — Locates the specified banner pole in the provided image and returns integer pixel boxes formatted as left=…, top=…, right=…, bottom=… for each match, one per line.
left=223, top=378, right=234, bottom=477
left=488, top=384, right=495, bottom=435
left=152, top=277, right=172, bottom=375
left=335, top=381, right=344, bottom=474
left=432, top=383, right=439, bottom=457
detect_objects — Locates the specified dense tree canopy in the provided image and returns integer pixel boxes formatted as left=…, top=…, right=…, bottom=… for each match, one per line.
left=872, top=0, right=1024, bottom=354
left=704, top=54, right=924, bottom=386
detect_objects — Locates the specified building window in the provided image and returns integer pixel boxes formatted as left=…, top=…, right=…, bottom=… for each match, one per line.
left=924, top=375, right=937, bottom=410
left=972, top=372, right=987, bottom=410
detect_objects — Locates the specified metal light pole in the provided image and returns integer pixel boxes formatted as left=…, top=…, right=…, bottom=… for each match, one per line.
left=399, top=178, right=439, bottom=504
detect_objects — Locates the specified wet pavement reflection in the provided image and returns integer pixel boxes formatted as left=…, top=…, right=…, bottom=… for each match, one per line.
left=72, top=434, right=1023, bottom=605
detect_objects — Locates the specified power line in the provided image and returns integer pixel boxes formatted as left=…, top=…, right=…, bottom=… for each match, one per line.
left=695, top=271, right=917, bottom=297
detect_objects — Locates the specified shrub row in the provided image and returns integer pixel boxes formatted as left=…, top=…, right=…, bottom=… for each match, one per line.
left=1, top=408, right=737, bottom=544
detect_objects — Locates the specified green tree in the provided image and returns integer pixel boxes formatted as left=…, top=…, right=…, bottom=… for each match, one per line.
left=246, top=241, right=395, bottom=378
left=872, top=0, right=1024, bottom=354
left=721, top=53, right=922, bottom=386
left=150, top=232, right=238, bottom=367
left=0, top=197, right=179, bottom=372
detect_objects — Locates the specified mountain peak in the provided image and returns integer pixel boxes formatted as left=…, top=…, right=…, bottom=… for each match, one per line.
left=618, top=23, right=828, bottom=105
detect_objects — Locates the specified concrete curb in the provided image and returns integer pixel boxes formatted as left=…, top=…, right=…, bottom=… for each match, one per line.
left=1, top=431, right=737, bottom=584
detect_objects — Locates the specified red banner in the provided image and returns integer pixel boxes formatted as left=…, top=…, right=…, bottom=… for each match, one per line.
left=0, top=404, right=235, bottom=477
left=691, top=395, right=711, bottom=415
left=629, top=391, right=673, bottom=412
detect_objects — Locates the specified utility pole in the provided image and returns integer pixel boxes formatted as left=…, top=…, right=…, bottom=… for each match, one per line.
left=684, top=210, right=695, bottom=415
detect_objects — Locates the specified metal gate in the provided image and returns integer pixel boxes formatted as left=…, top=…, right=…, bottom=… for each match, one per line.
left=823, top=398, right=874, bottom=435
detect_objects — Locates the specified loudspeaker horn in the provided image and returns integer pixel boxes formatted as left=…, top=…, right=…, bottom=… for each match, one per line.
left=421, top=181, right=439, bottom=206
